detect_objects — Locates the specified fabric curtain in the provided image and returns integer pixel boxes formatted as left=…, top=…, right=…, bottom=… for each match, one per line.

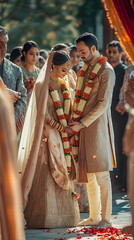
left=102, top=0, right=134, bottom=63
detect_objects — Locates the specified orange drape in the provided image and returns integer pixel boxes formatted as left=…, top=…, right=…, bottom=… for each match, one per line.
left=102, top=0, right=134, bottom=63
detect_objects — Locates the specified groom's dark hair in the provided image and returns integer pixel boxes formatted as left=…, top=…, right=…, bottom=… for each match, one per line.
left=75, top=32, right=99, bottom=50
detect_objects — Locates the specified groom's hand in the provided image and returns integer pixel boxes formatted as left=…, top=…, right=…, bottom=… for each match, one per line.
left=69, top=122, right=84, bottom=132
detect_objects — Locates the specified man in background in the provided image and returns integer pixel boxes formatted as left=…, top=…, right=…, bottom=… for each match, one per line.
left=106, top=40, right=128, bottom=193
left=0, top=25, right=27, bottom=134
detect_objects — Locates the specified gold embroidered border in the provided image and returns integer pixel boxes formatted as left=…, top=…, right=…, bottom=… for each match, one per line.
left=102, top=0, right=134, bottom=63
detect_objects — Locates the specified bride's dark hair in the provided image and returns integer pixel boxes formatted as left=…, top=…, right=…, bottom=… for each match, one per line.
left=52, top=51, right=71, bottom=66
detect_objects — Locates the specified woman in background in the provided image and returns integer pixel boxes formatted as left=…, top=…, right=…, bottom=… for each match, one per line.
left=36, top=55, right=45, bottom=69
left=69, top=45, right=82, bottom=77
left=21, top=40, right=40, bottom=99
left=9, top=46, right=22, bottom=67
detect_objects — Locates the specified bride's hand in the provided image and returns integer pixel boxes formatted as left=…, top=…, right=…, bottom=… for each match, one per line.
left=64, top=127, right=75, bottom=136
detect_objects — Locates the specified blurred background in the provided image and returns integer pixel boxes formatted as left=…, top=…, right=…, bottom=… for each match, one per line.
left=0, top=0, right=117, bottom=54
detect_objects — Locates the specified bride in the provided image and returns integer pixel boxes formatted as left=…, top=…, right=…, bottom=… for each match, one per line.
left=18, top=51, right=80, bottom=228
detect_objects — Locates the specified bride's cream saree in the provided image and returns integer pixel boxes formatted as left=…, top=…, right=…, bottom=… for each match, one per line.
left=18, top=53, right=71, bottom=209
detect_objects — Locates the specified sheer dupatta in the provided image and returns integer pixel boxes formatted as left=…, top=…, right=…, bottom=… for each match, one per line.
left=0, top=81, right=25, bottom=240
left=18, top=53, right=71, bottom=210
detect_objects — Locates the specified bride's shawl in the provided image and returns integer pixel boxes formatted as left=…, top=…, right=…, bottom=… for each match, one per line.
left=18, top=53, right=71, bottom=209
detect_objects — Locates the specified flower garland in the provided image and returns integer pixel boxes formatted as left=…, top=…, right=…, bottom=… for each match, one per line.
left=72, top=56, right=107, bottom=161
left=49, top=79, right=71, bottom=173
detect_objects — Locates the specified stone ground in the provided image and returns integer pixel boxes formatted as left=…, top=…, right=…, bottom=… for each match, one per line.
left=25, top=193, right=133, bottom=240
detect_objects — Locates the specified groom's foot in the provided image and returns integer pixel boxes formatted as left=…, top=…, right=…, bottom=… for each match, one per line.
left=78, top=217, right=100, bottom=226
left=98, top=220, right=112, bottom=228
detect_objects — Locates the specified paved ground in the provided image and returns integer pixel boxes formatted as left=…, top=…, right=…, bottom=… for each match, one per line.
left=25, top=193, right=133, bottom=240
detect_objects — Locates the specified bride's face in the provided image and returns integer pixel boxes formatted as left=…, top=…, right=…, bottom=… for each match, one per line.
left=54, top=62, right=71, bottom=79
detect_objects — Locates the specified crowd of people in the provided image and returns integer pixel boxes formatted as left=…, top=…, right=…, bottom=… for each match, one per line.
left=0, top=25, right=134, bottom=239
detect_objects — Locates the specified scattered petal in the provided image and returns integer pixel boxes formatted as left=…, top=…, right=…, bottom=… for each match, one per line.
left=43, top=229, right=53, bottom=232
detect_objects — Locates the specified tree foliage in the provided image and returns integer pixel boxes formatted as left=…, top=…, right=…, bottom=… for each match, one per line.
left=0, top=0, right=103, bottom=52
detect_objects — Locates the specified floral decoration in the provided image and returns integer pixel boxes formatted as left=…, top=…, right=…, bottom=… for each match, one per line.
left=49, top=79, right=71, bottom=173
left=67, top=226, right=132, bottom=239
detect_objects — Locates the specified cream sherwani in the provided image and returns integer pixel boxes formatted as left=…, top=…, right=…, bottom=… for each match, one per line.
left=76, top=53, right=116, bottom=223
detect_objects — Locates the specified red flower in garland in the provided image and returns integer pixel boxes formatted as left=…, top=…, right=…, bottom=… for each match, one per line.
left=64, top=148, right=71, bottom=153
left=76, top=90, right=81, bottom=96
left=72, top=192, right=80, bottom=200
left=73, top=140, right=79, bottom=146
left=79, top=70, right=86, bottom=77
left=75, top=109, right=82, bottom=116
left=54, top=101, right=62, bottom=108
left=63, top=92, right=70, bottom=98
left=64, top=113, right=69, bottom=120
left=98, top=56, right=107, bottom=66
left=72, top=116, right=80, bottom=121
left=86, top=82, right=93, bottom=88
left=82, top=92, right=89, bottom=99
left=90, top=72, right=96, bottom=79
left=61, top=84, right=67, bottom=90
left=49, top=84, right=54, bottom=90
left=73, top=154, right=78, bottom=159
left=67, top=166, right=71, bottom=173
left=58, top=114, right=66, bottom=120
left=62, top=137, right=69, bottom=142
left=74, top=98, right=80, bottom=103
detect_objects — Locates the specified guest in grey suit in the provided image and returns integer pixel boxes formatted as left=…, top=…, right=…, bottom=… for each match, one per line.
left=0, top=26, right=27, bottom=133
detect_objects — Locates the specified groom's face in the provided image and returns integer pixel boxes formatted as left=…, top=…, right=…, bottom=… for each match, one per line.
left=76, top=41, right=93, bottom=63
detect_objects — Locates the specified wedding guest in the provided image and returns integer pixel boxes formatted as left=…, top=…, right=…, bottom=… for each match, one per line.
left=69, top=45, right=82, bottom=77
left=40, top=49, right=49, bottom=60
left=36, top=55, right=45, bottom=69
left=9, top=46, right=22, bottom=67
left=116, top=65, right=134, bottom=200
left=106, top=40, right=128, bottom=193
left=122, top=75, right=134, bottom=237
left=0, top=26, right=27, bottom=134
left=121, top=52, right=132, bottom=66
left=21, top=40, right=40, bottom=99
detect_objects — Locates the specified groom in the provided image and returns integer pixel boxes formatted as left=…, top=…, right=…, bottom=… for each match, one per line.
left=69, top=32, right=116, bottom=228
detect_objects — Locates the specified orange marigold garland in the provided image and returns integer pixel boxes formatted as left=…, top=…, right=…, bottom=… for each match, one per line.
left=72, top=56, right=107, bottom=161
left=49, top=80, right=71, bottom=173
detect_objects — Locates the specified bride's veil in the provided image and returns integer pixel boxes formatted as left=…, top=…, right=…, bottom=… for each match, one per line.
left=18, top=52, right=71, bottom=209
left=18, top=54, right=53, bottom=178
